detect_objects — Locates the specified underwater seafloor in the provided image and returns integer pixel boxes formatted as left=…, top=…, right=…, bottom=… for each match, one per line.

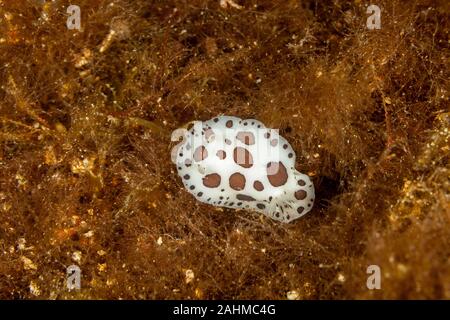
left=0, top=0, right=449, bottom=299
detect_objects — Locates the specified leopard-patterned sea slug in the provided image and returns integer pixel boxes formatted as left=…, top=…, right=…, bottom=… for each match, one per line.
left=172, top=116, right=315, bottom=223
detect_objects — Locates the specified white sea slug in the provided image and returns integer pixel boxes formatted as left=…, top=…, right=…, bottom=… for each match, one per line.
left=172, top=116, right=315, bottom=223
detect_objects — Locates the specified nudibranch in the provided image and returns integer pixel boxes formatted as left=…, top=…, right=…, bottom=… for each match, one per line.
left=171, top=116, right=315, bottom=223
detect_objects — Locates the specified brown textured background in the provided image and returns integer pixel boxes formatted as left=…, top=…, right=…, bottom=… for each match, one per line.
left=0, top=0, right=449, bottom=299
